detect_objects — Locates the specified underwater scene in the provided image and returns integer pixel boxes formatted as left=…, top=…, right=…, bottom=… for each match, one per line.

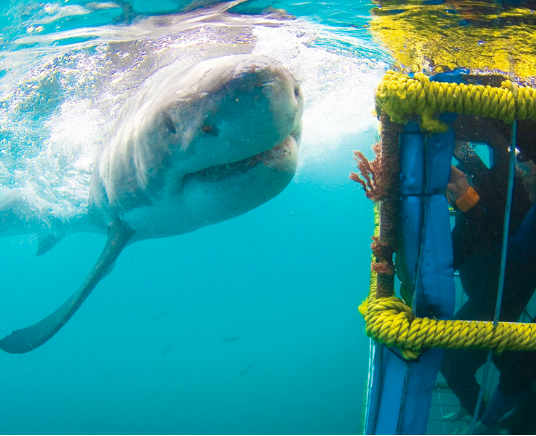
left=2, top=0, right=536, bottom=435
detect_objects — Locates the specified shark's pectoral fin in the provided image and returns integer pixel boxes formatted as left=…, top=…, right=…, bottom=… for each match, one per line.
left=0, top=220, right=135, bottom=354
left=36, top=232, right=64, bottom=256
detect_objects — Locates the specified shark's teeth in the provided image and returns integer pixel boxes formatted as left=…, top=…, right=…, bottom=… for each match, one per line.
left=193, top=156, right=253, bottom=181
left=192, top=138, right=292, bottom=181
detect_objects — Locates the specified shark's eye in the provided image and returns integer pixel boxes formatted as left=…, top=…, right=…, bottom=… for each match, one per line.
left=162, top=113, right=176, bottom=134
left=201, top=125, right=219, bottom=137
left=294, top=85, right=300, bottom=99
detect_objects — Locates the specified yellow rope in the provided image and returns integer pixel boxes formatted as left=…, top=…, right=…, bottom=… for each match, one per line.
left=375, top=70, right=536, bottom=132
left=359, top=203, right=536, bottom=360
left=359, top=288, right=536, bottom=360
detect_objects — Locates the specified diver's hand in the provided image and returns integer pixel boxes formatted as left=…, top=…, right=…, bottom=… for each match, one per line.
left=447, top=165, right=470, bottom=202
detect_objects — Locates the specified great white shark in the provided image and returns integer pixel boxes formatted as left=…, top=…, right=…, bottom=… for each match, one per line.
left=0, top=54, right=304, bottom=353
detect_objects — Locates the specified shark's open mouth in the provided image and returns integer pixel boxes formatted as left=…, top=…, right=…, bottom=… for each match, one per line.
left=190, top=132, right=298, bottom=182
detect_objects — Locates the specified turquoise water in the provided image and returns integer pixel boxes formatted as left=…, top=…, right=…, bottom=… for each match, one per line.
left=0, top=1, right=388, bottom=434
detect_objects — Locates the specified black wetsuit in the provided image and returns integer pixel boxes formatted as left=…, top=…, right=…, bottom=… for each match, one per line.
left=440, top=172, right=536, bottom=422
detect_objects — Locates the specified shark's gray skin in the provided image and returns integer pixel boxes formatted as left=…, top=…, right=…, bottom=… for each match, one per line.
left=0, top=54, right=303, bottom=353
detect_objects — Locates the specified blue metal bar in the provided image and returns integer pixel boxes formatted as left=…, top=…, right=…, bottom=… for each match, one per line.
left=494, top=121, right=517, bottom=327
left=469, top=121, right=517, bottom=434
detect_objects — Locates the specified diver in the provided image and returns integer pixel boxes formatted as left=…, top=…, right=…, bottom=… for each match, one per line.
left=441, top=132, right=536, bottom=434
left=473, top=347, right=536, bottom=434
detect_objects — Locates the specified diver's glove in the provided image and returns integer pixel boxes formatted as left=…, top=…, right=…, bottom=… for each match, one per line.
left=455, top=186, right=480, bottom=212
left=447, top=165, right=480, bottom=212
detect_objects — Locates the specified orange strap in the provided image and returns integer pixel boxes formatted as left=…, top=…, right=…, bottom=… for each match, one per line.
left=455, top=186, right=480, bottom=212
